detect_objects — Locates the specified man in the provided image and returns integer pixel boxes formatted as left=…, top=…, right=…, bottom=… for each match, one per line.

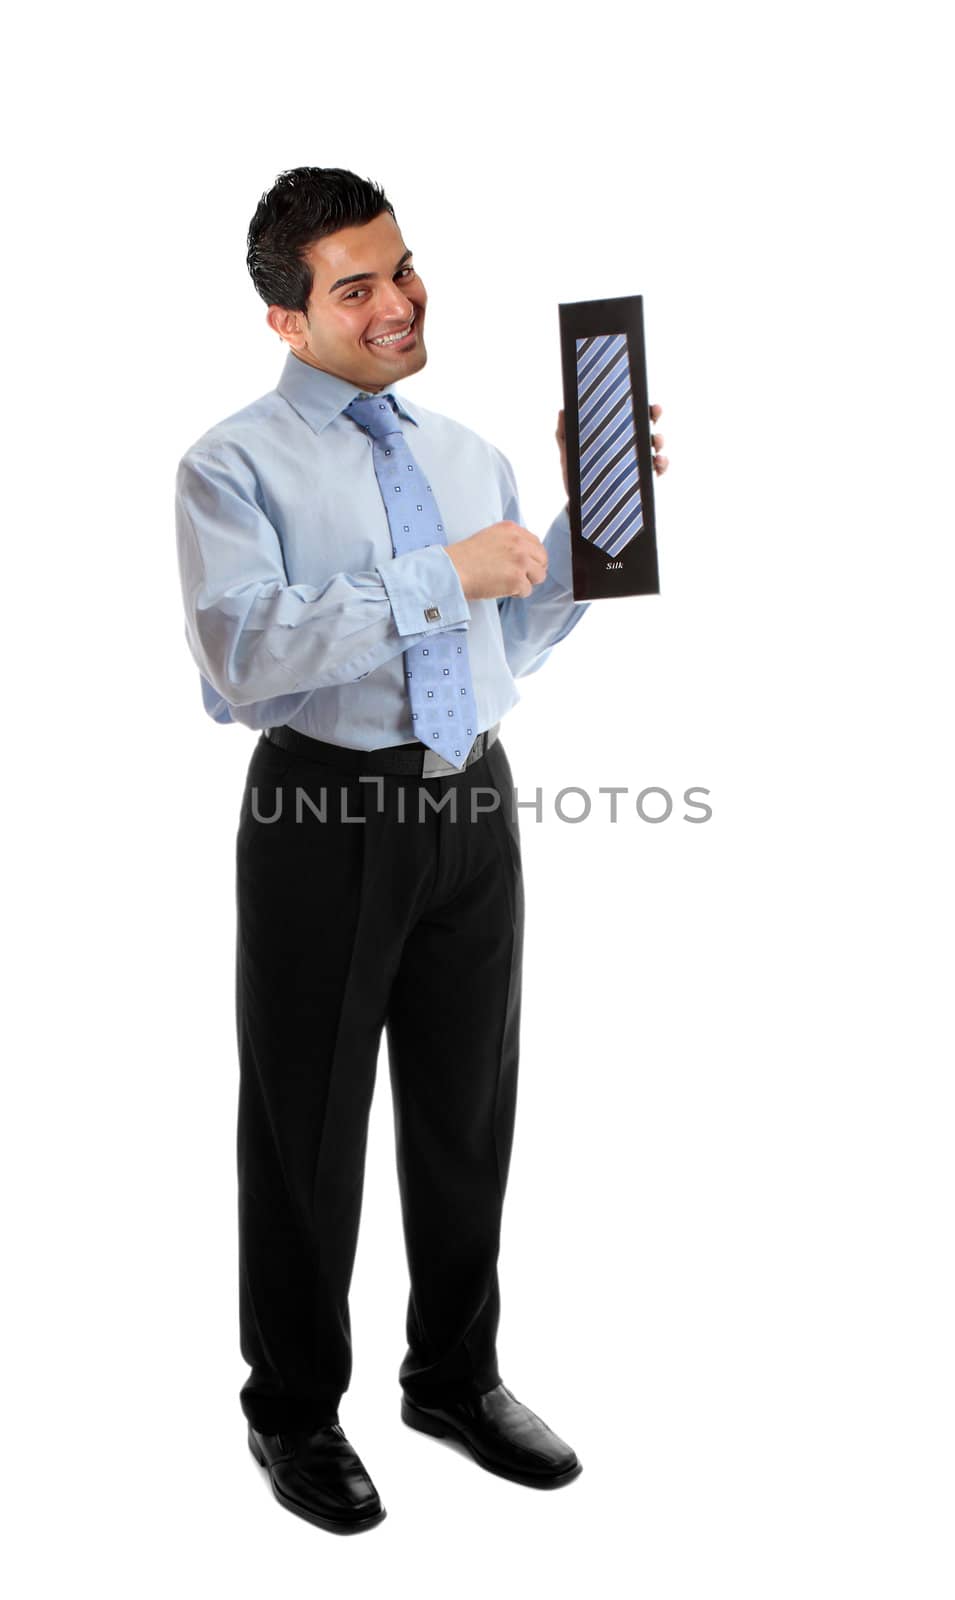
left=174, top=166, right=669, bottom=1536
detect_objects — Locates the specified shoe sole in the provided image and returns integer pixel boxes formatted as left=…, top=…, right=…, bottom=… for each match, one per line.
left=248, top=1432, right=387, bottom=1534
left=400, top=1397, right=583, bottom=1489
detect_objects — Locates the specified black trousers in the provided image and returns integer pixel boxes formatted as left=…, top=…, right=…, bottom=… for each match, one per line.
left=234, top=731, right=524, bottom=1435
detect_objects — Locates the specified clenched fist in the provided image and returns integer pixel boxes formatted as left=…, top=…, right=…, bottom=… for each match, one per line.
left=444, top=521, right=548, bottom=601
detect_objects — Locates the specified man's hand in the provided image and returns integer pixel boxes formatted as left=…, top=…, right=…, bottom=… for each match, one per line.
left=444, top=521, right=548, bottom=601
left=649, top=404, right=669, bottom=475
left=556, top=403, right=670, bottom=499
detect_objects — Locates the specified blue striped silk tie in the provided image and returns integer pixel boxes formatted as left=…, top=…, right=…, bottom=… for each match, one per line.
left=344, top=392, right=479, bottom=770
left=575, top=333, right=644, bottom=558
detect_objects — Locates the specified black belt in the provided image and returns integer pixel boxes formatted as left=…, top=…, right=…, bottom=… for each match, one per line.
left=264, top=722, right=500, bottom=776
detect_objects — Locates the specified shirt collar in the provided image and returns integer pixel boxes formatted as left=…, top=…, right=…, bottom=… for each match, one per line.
left=276, top=348, right=421, bottom=436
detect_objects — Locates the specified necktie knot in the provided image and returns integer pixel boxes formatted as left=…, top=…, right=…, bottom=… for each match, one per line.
left=344, top=393, right=403, bottom=441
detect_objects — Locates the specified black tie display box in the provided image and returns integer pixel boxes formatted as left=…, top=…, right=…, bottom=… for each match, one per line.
left=559, top=294, right=660, bottom=600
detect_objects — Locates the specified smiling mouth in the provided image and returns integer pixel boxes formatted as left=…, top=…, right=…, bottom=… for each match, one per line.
left=367, top=313, right=418, bottom=350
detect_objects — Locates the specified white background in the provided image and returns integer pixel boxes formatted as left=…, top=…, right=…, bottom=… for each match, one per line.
left=4, top=1, right=953, bottom=1595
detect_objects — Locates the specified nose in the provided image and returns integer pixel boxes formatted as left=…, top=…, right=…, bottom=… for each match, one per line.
left=379, top=283, right=416, bottom=322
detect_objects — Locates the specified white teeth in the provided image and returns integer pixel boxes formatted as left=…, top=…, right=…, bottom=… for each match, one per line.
left=370, top=319, right=414, bottom=346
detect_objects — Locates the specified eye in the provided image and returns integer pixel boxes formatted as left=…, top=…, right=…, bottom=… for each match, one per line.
left=342, top=265, right=415, bottom=302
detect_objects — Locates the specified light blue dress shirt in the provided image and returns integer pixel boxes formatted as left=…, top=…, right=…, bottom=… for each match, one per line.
left=174, top=349, right=591, bottom=749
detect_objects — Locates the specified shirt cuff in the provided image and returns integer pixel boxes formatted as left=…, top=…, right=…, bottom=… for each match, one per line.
left=377, top=543, right=472, bottom=637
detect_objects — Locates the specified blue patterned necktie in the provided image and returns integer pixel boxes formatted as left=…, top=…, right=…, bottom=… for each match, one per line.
left=575, top=333, right=644, bottom=557
left=344, top=392, right=479, bottom=770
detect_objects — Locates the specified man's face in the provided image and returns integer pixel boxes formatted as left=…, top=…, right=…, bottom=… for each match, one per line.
left=268, top=211, right=427, bottom=392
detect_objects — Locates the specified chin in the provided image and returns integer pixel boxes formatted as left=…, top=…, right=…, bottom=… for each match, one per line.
left=366, top=346, right=426, bottom=384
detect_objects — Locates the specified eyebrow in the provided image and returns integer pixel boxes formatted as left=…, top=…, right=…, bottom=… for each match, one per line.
left=328, top=249, right=413, bottom=295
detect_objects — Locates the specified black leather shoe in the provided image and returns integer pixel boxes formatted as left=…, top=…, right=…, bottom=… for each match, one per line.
left=248, top=1422, right=386, bottom=1533
left=401, top=1382, right=582, bottom=1487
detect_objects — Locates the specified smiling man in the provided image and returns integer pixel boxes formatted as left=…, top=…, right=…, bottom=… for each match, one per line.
left=297, top=223, right=425, bottom=376
left=174, top=165, right=668, bottom=1536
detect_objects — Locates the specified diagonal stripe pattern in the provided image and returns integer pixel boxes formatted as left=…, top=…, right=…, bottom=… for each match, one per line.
left=575, top=333, right=644, bottom=558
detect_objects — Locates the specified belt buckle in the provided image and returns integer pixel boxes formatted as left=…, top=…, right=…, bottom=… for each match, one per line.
left=420, top=745, right=452, bottom=779
left=420, top=732, right=482, bottom=779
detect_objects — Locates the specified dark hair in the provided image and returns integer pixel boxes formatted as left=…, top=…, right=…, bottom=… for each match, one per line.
left=246, top=167, right=396, bottom=315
